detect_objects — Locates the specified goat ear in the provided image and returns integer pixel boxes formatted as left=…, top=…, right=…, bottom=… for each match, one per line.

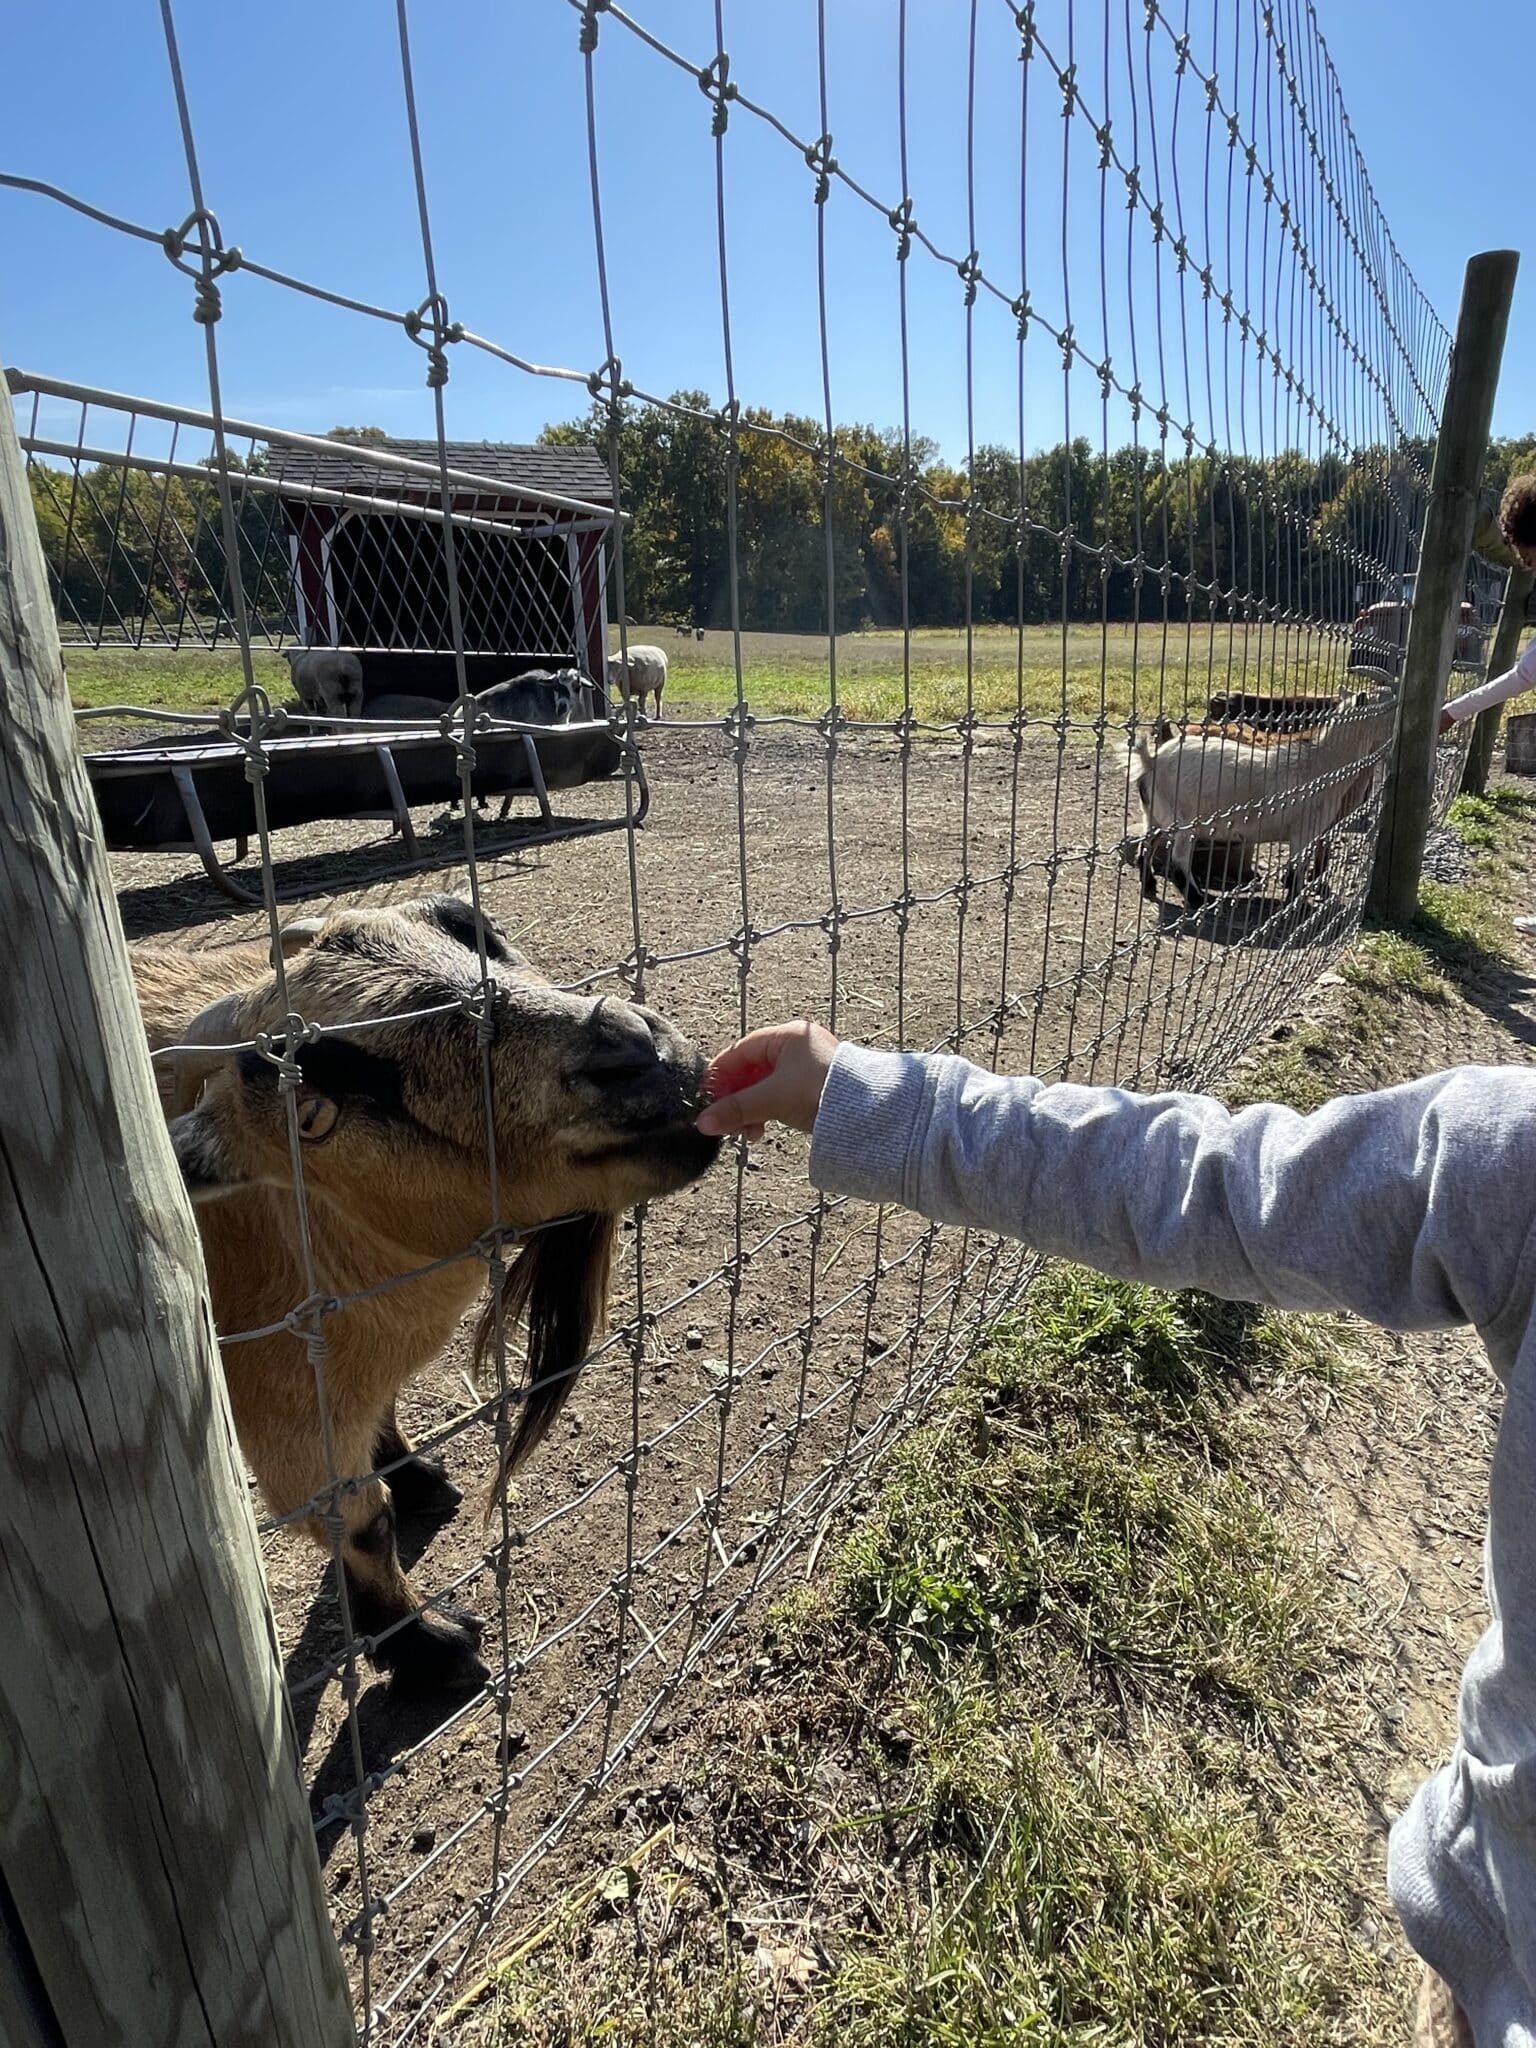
left=167, top=1106, right=254, bottom=1205
left=481, top=1212, right=615, bottom=1516
left=407, top=893, right=528, bottom=969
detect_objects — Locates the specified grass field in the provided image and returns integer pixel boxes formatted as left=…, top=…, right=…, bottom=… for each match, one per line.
left=63, top=621, right=1359, bottom=728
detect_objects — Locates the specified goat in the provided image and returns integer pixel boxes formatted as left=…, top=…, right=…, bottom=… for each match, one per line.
left=365, top=672, right=589, bottom=730
left=284, top=647, right=364, bottom=719
left=1126, top=688, right=1391, bottom=911
left=131, top=895, right=721, bottom=1694
left=477, top=669, right=583, bottom=727
left=607, top=644, right=668, bottom=719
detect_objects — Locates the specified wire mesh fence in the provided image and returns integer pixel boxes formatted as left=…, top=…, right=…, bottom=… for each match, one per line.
left=0, top=0, right=1501, bottom=2035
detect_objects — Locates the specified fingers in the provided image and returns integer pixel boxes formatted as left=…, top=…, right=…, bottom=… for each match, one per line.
left=695, top=1074, right=783, bottom=1137
left=701, top=1025, right=792, bottom=1103
left=697, top=1019, right=838, bottom=1140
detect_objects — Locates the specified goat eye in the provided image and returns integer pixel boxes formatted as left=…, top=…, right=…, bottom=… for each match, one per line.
left=296, top=1095, right=339, bottom=1142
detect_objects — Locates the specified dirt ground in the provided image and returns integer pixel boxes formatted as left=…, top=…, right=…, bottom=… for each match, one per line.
left=105, top=714, right=1396, bottom=2036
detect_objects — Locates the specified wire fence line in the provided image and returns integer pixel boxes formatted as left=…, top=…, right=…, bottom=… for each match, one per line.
left=0, top=0, right=1497, bottom=2037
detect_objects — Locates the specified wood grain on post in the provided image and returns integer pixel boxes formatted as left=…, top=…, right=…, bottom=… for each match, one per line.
left=1462, top=561, right=1535, bottom=797
left=0, top=392, right=354, bottom=2039
left=1367, top=249, right=1519, bottom=923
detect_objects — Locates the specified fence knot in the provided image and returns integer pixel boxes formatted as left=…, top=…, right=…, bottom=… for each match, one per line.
left=803, top=133, right=836, bottom=203
left=698, top=52, right=735, bottom=134
left=404, top=295, right=461, bottom=388
left=253, top=1015, right=320, bottom=1077
left=461, top=976, right=499, bottom=1045
left=956, top=250, right=981, bottom=307
left=888, top=196, right=915, bottom=260
left=1095, top=120, right=1113, bottom=169
left=1011, top=1, right=1035, bottom=55
left=1059, top=62, right=1078, bottom=117
left=587, top=353, right=629, bottom=404
left=1011, top=290, right=1030, bottom=339
left=162, top=210, right=241, bottom=325
left=578, top=0, right=610, bottom=54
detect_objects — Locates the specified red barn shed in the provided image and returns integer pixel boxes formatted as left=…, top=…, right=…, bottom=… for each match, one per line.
left=265, top=437, right=614, bottom=697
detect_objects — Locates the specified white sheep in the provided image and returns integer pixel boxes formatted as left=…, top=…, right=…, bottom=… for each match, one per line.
left=1127, top=688, right=1393, bottom=910
left=284, top=647, right=364, bottom=719
left=607, top=643, right=668, bottom=719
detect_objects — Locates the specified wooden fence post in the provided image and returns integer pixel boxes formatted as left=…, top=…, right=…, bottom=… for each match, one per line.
left=1462, top=561, right=1535, bottom=796
left=0, top=391, right=354, bottom=2037
left=1367, top=249, right=1519, bottom=923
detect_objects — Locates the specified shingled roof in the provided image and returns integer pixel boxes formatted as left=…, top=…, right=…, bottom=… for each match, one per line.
left=263, top=437, right=613, bottom=510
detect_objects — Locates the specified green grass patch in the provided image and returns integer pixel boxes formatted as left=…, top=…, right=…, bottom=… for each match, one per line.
left=1340, top=929, right=1455, bottom=1006
left=462, top=1272, right=1380, bottom=2048
left=633, top=622, right=1344, bottom=728
left=1223, top=1016, right=1349, bottom=1115
left=834, top=1273, right=1343, bottom=1723
left=821, top=1725, right=1379, bottom=2048
left=61, top=621, right=1346, bottom=729
left=65, top=645, right=290, bottom=715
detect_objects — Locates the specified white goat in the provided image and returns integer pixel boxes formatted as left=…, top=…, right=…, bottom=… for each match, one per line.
left=284, top=647, right=364, bottom=718
left=607, top=643, right=668, bottom=718
left=1127, top=688, right=1392, bottom=910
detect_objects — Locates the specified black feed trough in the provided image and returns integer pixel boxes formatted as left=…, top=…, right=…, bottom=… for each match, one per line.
left=85, top=717, right=638, bottom=904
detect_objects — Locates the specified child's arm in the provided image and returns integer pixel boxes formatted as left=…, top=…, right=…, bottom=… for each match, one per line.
left=701, top=1031, right=1536, bottom=1354
left=1440, top=631, right=1536, bottom=730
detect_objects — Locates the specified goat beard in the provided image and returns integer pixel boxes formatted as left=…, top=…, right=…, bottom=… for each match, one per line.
left=477, top=1211, right=616, bottom=1520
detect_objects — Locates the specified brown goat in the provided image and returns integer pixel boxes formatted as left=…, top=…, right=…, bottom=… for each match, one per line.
left=131, top=895, right=721, bottom=1694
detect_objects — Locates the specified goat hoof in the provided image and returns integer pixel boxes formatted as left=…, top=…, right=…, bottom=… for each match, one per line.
left=377, top=1606, right=488, bottom=1695
left=387, top=1453, right=463, bottom=1521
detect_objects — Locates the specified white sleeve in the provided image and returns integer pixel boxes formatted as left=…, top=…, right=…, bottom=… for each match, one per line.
left=1443, top=632, right=1536, bottom=724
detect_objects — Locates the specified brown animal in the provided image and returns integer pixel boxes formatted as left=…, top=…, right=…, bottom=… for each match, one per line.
left=131, top=895, right=721, bottom=1694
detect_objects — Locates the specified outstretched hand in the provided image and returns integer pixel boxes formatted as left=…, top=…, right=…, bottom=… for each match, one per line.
left=695, top=1021, right=840, bottom=1140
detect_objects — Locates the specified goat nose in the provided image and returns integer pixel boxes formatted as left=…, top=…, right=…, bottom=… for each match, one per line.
left=586, top=1002, right=657, bottom=1078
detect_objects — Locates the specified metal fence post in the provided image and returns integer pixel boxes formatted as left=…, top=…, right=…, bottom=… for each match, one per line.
left=0, top=378, right=354, bottom=2040
left=1367, top=249, right=1519, bottom=923
left=1462, top=561, right=1535, bottom=796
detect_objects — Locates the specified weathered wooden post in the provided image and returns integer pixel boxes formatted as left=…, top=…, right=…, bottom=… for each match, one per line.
left=1462, top=560, right=1535, bottom=796
left=1367, top=249, right=1519, bottom=923
left=0, top=388, right=354, bottom=2038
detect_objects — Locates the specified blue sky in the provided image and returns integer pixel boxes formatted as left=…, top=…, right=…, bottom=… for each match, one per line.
left=3, top=0, right=1530, bottom=468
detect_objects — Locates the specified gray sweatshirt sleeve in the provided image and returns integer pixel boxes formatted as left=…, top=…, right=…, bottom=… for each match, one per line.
left=1442, top=632, right=1536, bottom=724
left=809, top=1047, right=1536, bottom=1361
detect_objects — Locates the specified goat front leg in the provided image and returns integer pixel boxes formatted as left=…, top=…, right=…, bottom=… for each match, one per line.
left=374, top=1398, right=463, bottom=1521
left=271, top=1420, right=487, bottom=1696
left=1169, top=828, right=1205, bottom=910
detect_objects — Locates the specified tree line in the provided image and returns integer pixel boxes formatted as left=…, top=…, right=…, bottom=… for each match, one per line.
left=543, top=393, right=1536, bottom=634
left=27, top=404, right=1536, bottom=647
